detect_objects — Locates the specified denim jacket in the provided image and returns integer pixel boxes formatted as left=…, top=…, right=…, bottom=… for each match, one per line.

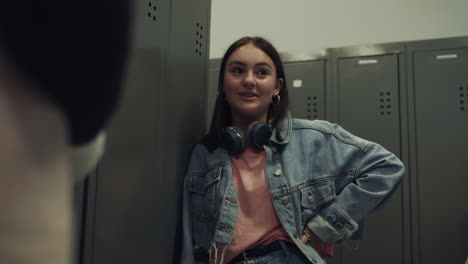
left=181, top=114, right=405, bottom=264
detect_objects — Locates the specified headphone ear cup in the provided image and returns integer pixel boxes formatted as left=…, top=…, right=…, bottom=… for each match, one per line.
left=221, top=126, right=246, bottom=155
left=246, top=121, right=272, bottom=150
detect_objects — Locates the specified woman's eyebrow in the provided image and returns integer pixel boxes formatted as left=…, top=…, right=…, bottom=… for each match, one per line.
left=228, top=61, right=273, bottom=69
left=228, top=61, right=246, bottom=66
left=255, top=62, right=273, bottom=69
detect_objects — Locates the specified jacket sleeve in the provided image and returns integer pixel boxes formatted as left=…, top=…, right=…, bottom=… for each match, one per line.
left=181, top=144, right=206, bottom=264
left=306, top=138, right=405, bottom=243
left=181, top=177, right=196, bottom=264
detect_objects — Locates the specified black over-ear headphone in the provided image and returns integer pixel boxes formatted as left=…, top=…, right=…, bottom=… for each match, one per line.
left=221, top=121, right=272, bottom=155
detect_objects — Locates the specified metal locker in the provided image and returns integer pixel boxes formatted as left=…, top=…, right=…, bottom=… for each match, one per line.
left=88, top=1, right=172, bottom=263
left=330, top=48, right=406, bottom=264
left=284, top=60, right=326, bottom=120
left=206, top=59, right=221, bottom=131
left=411, top=47, right=468, bottom=264
left=162, top=1, right=211, bottom=261
left=78, top=0, right=211, bottom=263
left=74, top=169, right=98, bottom=264
left=337, top=55, right=401, bottom=154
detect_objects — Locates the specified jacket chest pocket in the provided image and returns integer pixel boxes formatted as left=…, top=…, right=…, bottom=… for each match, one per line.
left=187, top=166, right=222, bottom=222
left=300, top=181, right=336, bottom=211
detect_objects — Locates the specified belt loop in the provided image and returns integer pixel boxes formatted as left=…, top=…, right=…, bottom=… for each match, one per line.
left=242, top=251, right=255, bottom=264
left=278, top=240, right=290, bottom=256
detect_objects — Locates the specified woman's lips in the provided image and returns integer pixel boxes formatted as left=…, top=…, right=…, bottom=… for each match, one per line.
left=239, top=93, right=257, bottom=101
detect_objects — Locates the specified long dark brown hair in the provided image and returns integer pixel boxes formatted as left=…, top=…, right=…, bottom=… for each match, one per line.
left=202, top=36, right=289, bottom=152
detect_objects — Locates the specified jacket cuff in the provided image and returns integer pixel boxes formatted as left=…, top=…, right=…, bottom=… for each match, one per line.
left=307, top=202, right=358, bottom=243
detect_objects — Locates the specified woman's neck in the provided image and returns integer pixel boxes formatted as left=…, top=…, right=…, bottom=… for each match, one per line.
left=231, top=113, right=268, bottom=132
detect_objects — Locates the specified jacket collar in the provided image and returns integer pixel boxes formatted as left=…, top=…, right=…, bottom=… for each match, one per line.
left=208, top=147, right=231, bottom=167
left=269, top=111, right=292, bottom=146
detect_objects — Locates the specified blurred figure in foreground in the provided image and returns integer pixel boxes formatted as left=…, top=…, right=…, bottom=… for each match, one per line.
left=0, top=2, right=132, bottom=263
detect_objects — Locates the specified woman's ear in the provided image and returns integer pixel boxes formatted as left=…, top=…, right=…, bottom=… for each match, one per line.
left=275, top=78, right=284, bottom=95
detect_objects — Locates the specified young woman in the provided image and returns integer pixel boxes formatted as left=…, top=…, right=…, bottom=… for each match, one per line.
left=181, top=37, right=404, bottom=264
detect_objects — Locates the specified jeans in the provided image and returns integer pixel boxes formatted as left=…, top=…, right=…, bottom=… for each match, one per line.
left=230, top=242, right=315, bottom=264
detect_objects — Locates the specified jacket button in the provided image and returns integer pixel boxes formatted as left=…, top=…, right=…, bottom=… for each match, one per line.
left=274, top=169, right=282, bottom=176
left=217, top=227, right=231, bottom=233
left=281, top=196, right=290, bottom=205
left=225, top=197, right=237, bottom=204
left=308, top=195, right=315, bottom=203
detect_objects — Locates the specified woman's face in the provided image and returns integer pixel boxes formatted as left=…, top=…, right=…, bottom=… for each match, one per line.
left=223, top=43, right=283, bottom=125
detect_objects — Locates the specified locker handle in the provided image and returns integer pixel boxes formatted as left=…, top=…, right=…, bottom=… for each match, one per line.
left=436, top=54, right=457, bottom=60
left=358, top=59, right=378, bottom=65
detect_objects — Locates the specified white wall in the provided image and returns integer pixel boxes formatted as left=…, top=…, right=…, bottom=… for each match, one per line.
left=210, top=0, right=468, bottom=58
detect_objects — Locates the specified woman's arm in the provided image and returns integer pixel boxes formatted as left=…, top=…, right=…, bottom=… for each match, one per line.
left=181, top=145, right=208, bottom=264
left=181, top=177, right=197, bottom=264
left=306, top=141, right=405, bottom=243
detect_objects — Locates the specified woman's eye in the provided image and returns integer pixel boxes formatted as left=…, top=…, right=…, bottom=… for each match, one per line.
left=231, top=67, right=243, bottom=74
left=257, top=69, right=270, bottom=76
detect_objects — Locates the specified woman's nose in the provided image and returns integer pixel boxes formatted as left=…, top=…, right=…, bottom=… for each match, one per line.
left=242, top=71, right=255, bottom=88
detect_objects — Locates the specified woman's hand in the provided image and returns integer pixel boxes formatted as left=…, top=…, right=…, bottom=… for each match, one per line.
left=301, top=227, right=335, bottom=258
left=301, top=227, right=318, bottom=244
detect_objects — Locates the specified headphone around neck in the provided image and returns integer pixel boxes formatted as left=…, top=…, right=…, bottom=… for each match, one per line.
left=221, top=121, right=272, bottom=155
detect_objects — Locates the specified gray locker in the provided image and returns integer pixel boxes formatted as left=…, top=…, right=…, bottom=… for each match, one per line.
left=337, top=55, right=401, bottom=154
left=74, top=169, right=98, bottom=264
left=206, top=59, right=221, bottom=131
left=78, top=0, right=211, bottom=263
left=329, top=44, right=409, bottom=264
left=284, top=60, right=326, bottom=120
left=409, top=42, right=468, bottom=264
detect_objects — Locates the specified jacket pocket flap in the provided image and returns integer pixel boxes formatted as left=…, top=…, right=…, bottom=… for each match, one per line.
left=301, top=181, right=336, bottom=209
left=188, top=167, right=221, bottom=195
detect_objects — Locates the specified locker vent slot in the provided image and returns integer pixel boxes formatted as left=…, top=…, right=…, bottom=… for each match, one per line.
left=147, top=0, right=158, bottom=22
left=307, top=96, right=318, bottom=120
left=380, top=91, right=392, bottom=116
left=460, top=86, right=468, bottom=111
left=195, top=22, right=204, bottom=57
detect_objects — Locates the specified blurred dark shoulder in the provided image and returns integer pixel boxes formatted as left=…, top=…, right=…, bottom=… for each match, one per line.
left=0, top=1, right=133, bottom=145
